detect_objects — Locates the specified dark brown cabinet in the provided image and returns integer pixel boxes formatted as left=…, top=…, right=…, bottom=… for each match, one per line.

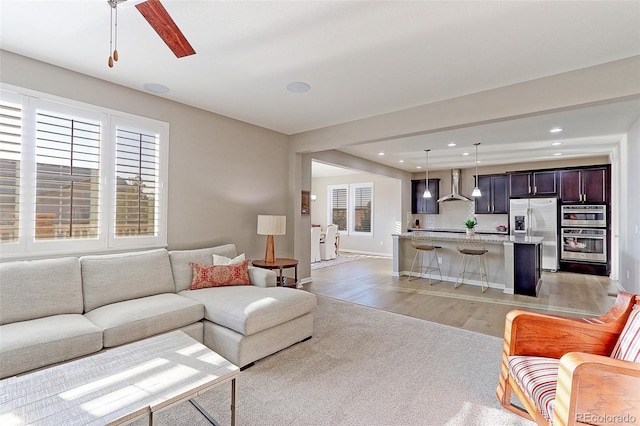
left=475, top=174, right=508, bottom=214
left=559, top=167, right=608, bottom=203
left=411, top=179, right=440, bottom=214
left=509, top=171, right=557, bottom=196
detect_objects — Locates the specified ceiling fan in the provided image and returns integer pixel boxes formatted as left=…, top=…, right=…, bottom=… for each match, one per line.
left=107, top=0, right=196, bottom=68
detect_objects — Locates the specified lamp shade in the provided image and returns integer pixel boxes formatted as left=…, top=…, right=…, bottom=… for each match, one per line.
left=257, top=215, right=286, bottom=236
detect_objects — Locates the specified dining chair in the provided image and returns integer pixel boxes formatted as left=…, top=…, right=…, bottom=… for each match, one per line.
left=310, top=226, right=322, bottom=263
left=320, top=225, right=338, bottom=260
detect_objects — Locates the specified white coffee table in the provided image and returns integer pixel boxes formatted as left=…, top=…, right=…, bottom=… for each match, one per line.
left=0, top=330, right=239, bottom=425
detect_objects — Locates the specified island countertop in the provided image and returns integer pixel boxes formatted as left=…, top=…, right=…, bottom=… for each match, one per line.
left=407, top=227, right=508, bottom=235
left=392, top=233, right=543, bottom=295
left=393, top=232, right=543, bottom=245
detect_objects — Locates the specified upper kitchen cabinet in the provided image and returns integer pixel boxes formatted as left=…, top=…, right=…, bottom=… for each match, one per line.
left=475, top=174, right=508, bottom=214
left=411, top=179, right=440, bottom=214
left=559, top=166, right=609, bottom=203
left=509, top=170, right=557, bottom=196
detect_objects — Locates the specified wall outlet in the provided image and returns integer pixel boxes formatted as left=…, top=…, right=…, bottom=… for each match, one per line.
left=380, top=240, right=384, bottom=245
left=438, top=257, right=443, bottom=264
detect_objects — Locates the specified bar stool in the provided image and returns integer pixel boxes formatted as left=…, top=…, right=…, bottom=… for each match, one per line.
left=409, top=232, right=442, bottom=284
left=456, top=234, right=489, bottom=292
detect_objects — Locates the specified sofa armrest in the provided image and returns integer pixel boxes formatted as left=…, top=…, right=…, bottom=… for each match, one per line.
left=248, top=266, right=277, bottom=288
left=553, top=352, right=640, bottom=426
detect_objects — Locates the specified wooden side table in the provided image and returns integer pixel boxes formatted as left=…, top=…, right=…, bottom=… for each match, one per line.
left=252, top=258, right=298, bottom=288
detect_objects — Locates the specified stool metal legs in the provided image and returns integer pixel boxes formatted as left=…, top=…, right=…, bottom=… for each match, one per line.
left=456, top=253, right=489, bottom=292
left=409, top=248, right=442, bottom=285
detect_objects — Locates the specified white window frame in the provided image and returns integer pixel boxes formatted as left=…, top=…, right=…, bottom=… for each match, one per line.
left=350, top=182, right=373, bottom=237
left=327, top=182, right=374, bottom=237
left=0, top=85, right=168, bottom=260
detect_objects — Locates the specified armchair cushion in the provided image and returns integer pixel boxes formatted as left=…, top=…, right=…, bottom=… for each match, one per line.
left=508, top=355, right=560, bottom=423
left=611, top=306, right=640, bottom=362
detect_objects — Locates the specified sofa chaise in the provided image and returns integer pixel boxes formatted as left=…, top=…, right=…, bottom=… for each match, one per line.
left=0, top=244, right=317, bottom=379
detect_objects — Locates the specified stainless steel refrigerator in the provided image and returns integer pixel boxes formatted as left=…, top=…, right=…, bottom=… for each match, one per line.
left=509, top=197, right=559, bottom=271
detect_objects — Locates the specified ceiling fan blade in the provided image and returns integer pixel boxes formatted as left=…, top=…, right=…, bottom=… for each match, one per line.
left=135, top=0, right=195, bottom=58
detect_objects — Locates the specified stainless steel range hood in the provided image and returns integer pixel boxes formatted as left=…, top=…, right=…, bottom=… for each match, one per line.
left=437, top=169, right=472, bottom=202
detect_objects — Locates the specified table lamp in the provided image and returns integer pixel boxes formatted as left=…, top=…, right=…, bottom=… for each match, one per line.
left=257, top=215, right=286, bottom=263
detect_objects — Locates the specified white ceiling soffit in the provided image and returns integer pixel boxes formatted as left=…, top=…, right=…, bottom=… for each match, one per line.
left=338, top=99, right=640, bottom=172
left=312, top=161, right=362, bottom=178
left=1, top=1, right=639, bottom=172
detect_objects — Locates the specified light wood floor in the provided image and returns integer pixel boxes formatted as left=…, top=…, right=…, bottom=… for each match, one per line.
left=305, top=254, right=620, bottom=338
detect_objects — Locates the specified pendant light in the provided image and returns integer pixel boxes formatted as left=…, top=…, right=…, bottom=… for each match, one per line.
left=422, top=149, right=432, bottom=198
left=472, top=142, right=482, bottom=197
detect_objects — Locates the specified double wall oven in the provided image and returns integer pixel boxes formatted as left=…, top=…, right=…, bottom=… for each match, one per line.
left=560, top=205, right=607, bottom=263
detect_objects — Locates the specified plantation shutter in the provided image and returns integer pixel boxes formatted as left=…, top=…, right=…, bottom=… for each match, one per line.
left=35, top=110, right=101, bottom=240
left=0, top=99, right=22, bottom=242
left=330, top=187, right=347, bottom=231
left=115, top=127, right=159, bottom=237
left=353, top=185, right=372, bottom=233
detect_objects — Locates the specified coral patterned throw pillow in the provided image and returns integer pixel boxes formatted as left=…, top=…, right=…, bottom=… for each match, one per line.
left=189, top=260, right=251, bottom=289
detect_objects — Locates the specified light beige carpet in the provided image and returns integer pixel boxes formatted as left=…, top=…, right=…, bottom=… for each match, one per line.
left=146, top=295, right=533, bottom=426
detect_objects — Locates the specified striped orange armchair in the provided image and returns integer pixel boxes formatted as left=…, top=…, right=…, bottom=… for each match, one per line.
left=496, top=292, right=640, bottom=426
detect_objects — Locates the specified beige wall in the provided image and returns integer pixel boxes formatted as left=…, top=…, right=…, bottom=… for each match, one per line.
left=618, top=118, right=640, bottom=294
left=0, top=51, right=291, bottom=260
left=3, top=50, right=636, bottom=288
left=311, top=172, right=401, bottom=256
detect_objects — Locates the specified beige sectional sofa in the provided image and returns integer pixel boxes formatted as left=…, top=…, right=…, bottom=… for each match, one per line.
left=0, top=244, right=317, bottom=379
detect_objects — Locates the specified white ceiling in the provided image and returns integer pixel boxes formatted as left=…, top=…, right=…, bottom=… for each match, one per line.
left=1, top=1, right=639, bottom=173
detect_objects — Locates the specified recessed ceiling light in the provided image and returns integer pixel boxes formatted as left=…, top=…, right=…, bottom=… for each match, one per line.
left=551, top=142, right=563, bottom=146
left=550, top=127, right=563, bottom=133
left=286, top=81, right=311, bottom=93
left=462, top=152, right=470, bottom=156
left=143, top=83, right=170, bottom=94
left=416, top=166, right=422, bottom=169
left=447, top=143, right=456, bottom=147
left=398, top=160, right=405, bottom=163
left=553, top=153, right=563, bottom=156
left=378, top=152, right=385, bottom=156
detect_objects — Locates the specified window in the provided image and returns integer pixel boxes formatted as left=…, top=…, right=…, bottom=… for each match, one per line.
left=328, top=185, right=347, bottom=232
left=0, top=96, right=21, bottom=243
left=0, top=87, right=168, bottom=259
left=351, top=183, right=372, bottom=235
left=327, top=183, right=373, bottom=236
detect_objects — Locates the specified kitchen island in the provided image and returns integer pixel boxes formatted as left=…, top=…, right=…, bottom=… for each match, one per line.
left=392, top=231, right=543, bottom=295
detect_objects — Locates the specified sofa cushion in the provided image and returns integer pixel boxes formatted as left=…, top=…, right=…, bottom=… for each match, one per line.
left=169, top=244, right=239, bottom=292
left=0, top=257, right=83, bottom=325
left=190, top=261, right=251, bottom=289
left=0, top=314, right=103, bottom=379
left=213, top=253, right=245, bottom=265
left=81, top=249, right=176, bottom=312
left=84, top=293, right=204, bottom=347
left=180, top=286, right=317, bottom=336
